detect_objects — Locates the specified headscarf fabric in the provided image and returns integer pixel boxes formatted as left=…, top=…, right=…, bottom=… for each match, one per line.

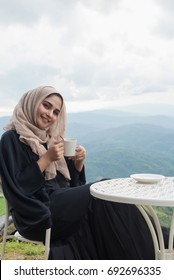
left=5, top=86, right=70, bottom=180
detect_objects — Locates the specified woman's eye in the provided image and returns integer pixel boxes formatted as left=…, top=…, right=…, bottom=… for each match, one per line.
left=54, top=110, right=60, bottom=116
left=43, top=102, right=49, bottom=109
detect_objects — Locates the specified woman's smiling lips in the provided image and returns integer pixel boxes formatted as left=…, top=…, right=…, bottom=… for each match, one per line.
left=41, top=115, right=50, bottom=124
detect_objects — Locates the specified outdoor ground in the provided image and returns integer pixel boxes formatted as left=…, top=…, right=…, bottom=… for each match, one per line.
left=0, top=240, right=45, bottom=260
left=0, top=195, right=45, bottom=260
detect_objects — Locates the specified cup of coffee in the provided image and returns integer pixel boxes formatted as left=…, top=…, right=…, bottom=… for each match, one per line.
left=63, top=138, right=77, bottom=157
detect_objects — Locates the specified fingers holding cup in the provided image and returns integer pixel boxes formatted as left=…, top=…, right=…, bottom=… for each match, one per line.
left=75, top=145, right=86, bottom=161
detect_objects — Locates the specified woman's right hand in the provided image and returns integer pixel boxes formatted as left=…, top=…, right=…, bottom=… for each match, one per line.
left=37, top=141, right=64, bottom=172
left=47, top=141, right=64, bottom=161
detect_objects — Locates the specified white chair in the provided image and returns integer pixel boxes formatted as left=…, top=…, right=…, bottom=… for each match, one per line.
left=1, top=197, right=51, bottom=260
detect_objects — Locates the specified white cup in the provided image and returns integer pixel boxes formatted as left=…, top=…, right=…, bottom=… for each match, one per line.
left=64, top=138, right=77, bottom=157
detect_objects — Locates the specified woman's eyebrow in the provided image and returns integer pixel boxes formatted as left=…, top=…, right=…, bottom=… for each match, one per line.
left=44, top=100, right=61, bottom=111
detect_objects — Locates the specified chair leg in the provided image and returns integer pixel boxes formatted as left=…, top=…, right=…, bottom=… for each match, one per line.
left=1, top=200, right=10, bottom=260
left=44, top=228, right=51, bottom=260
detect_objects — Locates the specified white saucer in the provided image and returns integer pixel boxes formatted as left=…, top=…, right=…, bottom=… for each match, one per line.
left=130, top=173, right=165, bottom=184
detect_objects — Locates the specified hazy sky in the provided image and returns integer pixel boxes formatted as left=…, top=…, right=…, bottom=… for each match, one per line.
left=0, top=0, right=174, bottom=116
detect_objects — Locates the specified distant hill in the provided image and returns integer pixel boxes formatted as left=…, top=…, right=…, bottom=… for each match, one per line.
left=119, top=103, right=174, bottom=116
left=0, top=116, right=10, bottom=135
left=1, top=110, right=174, bottom=182
left=67, top=110, right=174, bottom=135
left=65, top=110, right=174, bottom=181
left=83, top=124, right=174, bottom=181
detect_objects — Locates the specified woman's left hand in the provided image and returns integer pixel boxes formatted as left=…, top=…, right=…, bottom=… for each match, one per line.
left=70, top=145, right=86, bottom=172
left=74, top=145, right=86, bottom=161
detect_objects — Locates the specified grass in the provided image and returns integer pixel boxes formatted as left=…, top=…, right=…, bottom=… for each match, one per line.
left=0, top=239, right=45, bottom=260
left=0, top=196, right=5, bottom=216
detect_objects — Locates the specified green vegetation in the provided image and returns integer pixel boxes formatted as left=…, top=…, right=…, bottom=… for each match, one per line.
left=0, top=196, right=5, bottom=216
left=153, top=207, right=173, bottom=228
left=0, top=240, right=45, bottom=260
left=84, top=124, right=174, bottom=182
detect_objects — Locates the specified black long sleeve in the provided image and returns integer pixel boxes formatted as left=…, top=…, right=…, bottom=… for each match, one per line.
left=0, top=130, right=52, bottom=233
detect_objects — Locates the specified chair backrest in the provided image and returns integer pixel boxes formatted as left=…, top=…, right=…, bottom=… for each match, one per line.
left=0, top=196, right=51, bottom=260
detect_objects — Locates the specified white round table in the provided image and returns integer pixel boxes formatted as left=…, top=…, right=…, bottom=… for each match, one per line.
left=90, top=177, right=174, bottom=260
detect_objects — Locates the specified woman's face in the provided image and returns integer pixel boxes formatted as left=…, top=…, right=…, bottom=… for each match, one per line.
left=36, top=95, right=62, bottom=130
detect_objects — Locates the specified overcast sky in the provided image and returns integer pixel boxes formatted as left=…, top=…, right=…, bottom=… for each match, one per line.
left=0, top=0, right=174, bottom=116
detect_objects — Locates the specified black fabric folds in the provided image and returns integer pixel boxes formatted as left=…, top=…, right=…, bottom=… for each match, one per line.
left=0, top=130, right=158, bottom=259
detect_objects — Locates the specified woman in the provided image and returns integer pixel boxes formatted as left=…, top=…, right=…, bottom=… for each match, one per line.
left=0, top=86, right=155, bottom=259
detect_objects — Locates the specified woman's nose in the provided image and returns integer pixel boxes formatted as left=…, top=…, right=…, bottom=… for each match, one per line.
left=47, top=110, right=53, bottom=118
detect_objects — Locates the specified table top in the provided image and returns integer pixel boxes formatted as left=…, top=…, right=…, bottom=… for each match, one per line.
left=90, top=177, right=174, bottom=207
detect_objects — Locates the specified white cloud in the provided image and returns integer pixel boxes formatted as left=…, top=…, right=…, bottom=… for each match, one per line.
left=0, top=0, right=174, bottom=116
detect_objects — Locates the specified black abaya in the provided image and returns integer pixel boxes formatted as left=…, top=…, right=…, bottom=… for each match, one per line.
left=0, top=130, right=156, bottom=259
left=48, top=185, right=155, bottom=259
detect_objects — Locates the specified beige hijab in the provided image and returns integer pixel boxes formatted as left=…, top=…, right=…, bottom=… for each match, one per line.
left=5, top=86, right=71, bottom=180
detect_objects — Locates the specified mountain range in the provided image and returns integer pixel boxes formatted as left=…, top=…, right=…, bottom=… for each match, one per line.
left=65, top=111, right=174, bottom=181
left=1, top=109, right=174, bottom=182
